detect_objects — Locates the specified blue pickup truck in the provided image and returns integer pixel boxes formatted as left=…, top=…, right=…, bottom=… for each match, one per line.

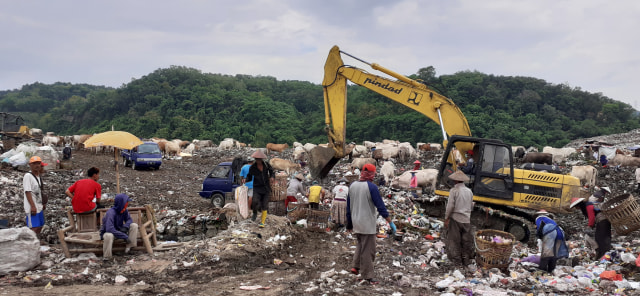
left=121, top=142, right=162, bottom=170
left=199, top=161, right=246, bottom=207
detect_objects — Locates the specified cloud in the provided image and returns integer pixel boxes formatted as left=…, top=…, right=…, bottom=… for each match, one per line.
left=0, top=0, right=639, bottom=107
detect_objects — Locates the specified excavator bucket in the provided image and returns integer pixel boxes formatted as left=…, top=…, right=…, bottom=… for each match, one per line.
left=308, top=146, right=341, bottom=179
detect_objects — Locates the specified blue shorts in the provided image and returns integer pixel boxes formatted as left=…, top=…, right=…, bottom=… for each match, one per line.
left=26, top=211, right=45, bottom=228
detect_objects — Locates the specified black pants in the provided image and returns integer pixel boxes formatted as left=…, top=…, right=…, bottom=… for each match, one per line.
left=252, top=188, right=270, bottom=213
left=595, top=219, right=612, bottom=259
left=539, top=257, right=557, bottom=273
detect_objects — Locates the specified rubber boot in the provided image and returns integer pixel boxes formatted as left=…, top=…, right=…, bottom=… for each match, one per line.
left=260, top=210, right=267, bottom=225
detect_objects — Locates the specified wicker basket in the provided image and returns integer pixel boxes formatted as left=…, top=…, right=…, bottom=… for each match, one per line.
left=269, top=182, right=287, bottom=201
left=307, top=210, right=331, bottom=232
left=268, top=201, right=287, bottom=217
left=601, top=193, right=640, bottom=235
left=475, top=229, right=515, bottom=270
left=287, top=202, right=309, bottom=221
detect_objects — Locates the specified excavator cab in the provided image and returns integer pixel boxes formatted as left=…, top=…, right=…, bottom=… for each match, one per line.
left=438, top=136, right=514, bottom=200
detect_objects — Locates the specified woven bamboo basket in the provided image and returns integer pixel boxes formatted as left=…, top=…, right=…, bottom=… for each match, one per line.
left=601, top=193, right=640, bottom=235
left=307, top=210, right=331, bottom=232
left=286, top=202, right=309, bottom=221
left=268, top=201, right=287, bottom=217
left=474, top=229, right=515, bottom=270
left=269, top=181, right=287, bottom=201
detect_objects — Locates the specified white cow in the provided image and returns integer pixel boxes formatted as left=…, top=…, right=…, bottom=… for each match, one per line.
left=570, top=165, right=597, bottom=188
left=351, top=145, right=368, bottom=158
left=542, top=146, right=577, bottom=163
left=380, top=161, right=396, bottom=184
left=303, top=143, right=317, bottom=153
left=219, top=139, right=235, bottom=150
left=351, top=158, right=377, bottom=170
left=390, top=169, right=438, bottom=193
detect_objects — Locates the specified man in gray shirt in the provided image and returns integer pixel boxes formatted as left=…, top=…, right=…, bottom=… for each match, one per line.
left=444, top=170, right=474, bottom=266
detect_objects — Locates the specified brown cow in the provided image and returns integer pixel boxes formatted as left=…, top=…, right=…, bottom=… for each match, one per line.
left=266, top=143, right=289, bottom=153
left=418, top=144, right=431, bottom=151
left=522, top=152, right=553, bottom=165
left=179, top=140, right=191, bottom=149
left=77, top=134, right=92, bottom=149
left=157, top=140, right=167, bottom=156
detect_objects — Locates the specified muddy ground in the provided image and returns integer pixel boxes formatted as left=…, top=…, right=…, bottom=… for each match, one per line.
left=3, top=129, right=640, bottom=295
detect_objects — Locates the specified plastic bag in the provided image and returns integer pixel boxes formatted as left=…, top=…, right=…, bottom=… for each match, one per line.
left=8, top=151, right=27, bottom=166
left=599, top=270, right=623, bottom=281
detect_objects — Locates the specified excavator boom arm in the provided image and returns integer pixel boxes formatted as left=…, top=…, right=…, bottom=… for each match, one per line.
left=309, top=45, right=473, bottom=178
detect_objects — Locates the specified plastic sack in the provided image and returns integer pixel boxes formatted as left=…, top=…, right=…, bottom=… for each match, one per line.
left=8, top=151, right=27, bottom=167
left=599, top=270, right=623, bottom=281
left=1, top=149, right=17, bottom=159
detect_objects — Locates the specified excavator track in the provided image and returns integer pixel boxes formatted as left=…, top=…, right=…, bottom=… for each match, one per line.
left=414, top=197, right=536, bottom=245
left=472, top=204, right=537, bottom=245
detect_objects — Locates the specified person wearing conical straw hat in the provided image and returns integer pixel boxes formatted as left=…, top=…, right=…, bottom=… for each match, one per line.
left=444, top=170, right=474, bottom=267
left=285, top=173, right=306, bottom=209
left=245, top=150, right=275, bottom=227
left=534, top=210, right=568, bottom=273
left=570, top=186, right=612, bottom=260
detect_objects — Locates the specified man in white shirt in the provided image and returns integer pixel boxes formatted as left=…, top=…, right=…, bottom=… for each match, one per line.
left=24, top=156, right=48, bottom=234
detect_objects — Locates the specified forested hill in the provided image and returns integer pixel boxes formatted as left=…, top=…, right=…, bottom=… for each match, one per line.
left=1, top=65, right=638, bottom=148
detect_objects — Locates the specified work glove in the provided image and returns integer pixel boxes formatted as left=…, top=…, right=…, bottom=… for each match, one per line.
left=389, top=221, right=397, bottom=235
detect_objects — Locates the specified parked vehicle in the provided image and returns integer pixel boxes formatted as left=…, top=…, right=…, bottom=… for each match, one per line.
left=199, top=161, right=239, bottom=208
left=121, top=142, right=162, bottom=170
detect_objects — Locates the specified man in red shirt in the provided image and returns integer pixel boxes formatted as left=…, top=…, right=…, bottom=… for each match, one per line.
left=66, top=167, right=103, bottom=213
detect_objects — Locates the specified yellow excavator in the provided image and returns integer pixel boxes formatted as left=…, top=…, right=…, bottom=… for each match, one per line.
left=0, top=112, right=32, bottom=152
left=308, top=46, right=582, bottom=242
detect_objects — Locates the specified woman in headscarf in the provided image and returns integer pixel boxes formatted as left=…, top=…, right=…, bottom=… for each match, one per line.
left=534, top=210, right=569, bottom=273
left=331, top=178, right=349, bottom=227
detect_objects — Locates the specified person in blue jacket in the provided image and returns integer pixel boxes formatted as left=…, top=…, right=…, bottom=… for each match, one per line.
left=100, top=193, right=138, bottom=258
left=346, top=163, right=395, bottom=285
left=535, top=210, right=568, bottom=273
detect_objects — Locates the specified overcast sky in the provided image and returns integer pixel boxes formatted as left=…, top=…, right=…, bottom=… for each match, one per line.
left=2, top=1, right=639, bottom=108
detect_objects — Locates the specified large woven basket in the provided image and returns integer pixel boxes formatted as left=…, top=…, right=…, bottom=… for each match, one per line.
left=269, top=180, right=287, bottom=201
left=307, top=210, right=331, bottom=232
left=475, top=229, right=515, bottom=270
left=268, top=201, right=287, bottom=217
left=601, top=193, right=640, bottom=235
left=287, top=202, right=309, bottom=221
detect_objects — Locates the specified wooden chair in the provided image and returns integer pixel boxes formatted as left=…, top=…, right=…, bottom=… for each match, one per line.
left=58, top=205, right=157, bottom=258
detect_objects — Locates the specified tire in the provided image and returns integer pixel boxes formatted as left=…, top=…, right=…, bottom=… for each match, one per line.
left=123, top=156, right=130, bottom=167
left=132, top=161, right=137, bottom=170
left=508, top=223, right=530, bottom=243
left=211, top=193, right=225, bottom=208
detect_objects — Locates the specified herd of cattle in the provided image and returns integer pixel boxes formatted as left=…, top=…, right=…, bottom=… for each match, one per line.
left=29, top=130, right=640, bottom=190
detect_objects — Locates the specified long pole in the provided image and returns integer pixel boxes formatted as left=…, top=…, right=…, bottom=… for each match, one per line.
left=115, top=148, right=120, bottom=193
